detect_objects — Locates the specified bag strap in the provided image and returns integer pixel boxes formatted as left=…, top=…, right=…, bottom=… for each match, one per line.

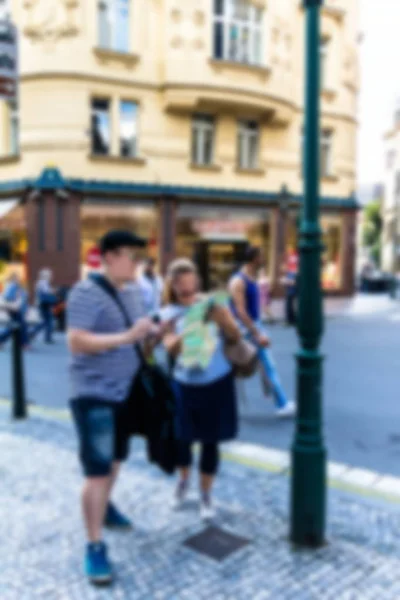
left=90, top=274, right=146, bottom=365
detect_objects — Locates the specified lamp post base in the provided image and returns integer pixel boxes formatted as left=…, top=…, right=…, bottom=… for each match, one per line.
left=290, top=445, right=326, bottom=547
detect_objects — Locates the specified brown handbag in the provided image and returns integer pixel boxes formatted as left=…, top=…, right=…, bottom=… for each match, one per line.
left=224, top=337, right=259, bottom=378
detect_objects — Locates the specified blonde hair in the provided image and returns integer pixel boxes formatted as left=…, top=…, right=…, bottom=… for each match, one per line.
left=163, top=258, right=198, bottom=305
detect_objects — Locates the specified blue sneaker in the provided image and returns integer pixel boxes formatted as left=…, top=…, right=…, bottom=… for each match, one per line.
left=85, top=541, right=112, bottom=585
left=104, top=502, right=133, bottom=530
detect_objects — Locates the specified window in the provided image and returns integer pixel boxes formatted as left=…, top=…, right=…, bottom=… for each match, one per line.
left=119, top=101, right=138, bottom=157
left=8, top=100, right=18, bottom=156
left=213, top=0, right=263, bottom=66
left=191, top=114, right=215, bottom=166
left=387, top=150, right=397, bottom=170
left=237, top=120, right=259, bottom=170
left=320, top=129, right=333, bottom=177
left=91, top=98, right=111, bottom=155
left=0, top=0, right=10, bottom=20
left=320, top=37, right=330, bottom=90
left=395, top=172, right=400, bottom=207
left=98, top=0, right=130, bottom=53
left=300, top=127, right=333, bottom=178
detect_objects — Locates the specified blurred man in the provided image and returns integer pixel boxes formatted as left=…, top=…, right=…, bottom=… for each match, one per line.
left=138, top=257, right=163, bottom=315
left=67, top=230, right=160, bottom=586
left=229, top=246, right=295, bottom=418
left=33, top=269, right=57, bottom=344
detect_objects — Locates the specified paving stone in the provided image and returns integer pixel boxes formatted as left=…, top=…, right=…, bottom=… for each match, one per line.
left=2, top=413, right=400, bottom=598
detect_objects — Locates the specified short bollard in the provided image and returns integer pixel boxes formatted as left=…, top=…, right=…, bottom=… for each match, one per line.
left=11, top=323, right=27, bottom=419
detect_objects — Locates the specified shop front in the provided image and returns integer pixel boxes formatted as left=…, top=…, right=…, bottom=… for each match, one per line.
left=285, top=209, right=346, bottom=293
left=0, top=169, right=359, bottom=297
left=80, top=199, right=159, bottom=278
left=0, top=199, right=27, bottom=290
left=176, top=203, right=272, bottom=290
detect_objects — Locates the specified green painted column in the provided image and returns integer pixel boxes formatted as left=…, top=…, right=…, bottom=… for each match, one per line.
left=290, top=0, right=326, bottom=547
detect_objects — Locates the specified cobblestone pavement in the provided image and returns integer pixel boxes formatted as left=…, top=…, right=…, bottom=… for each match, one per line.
left=2, top=409, right=400, bottom=600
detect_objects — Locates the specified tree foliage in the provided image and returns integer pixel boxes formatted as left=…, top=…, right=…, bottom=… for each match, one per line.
left=362, top=200, right=382, bottom=264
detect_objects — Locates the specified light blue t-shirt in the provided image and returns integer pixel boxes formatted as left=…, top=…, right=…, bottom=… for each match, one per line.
left=167, top=304, right=231, bottom=386
left=3, top=282, right=28, bottom=316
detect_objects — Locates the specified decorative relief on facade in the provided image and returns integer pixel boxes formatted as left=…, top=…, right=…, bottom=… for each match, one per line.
left=271, top=18, right=292, bottom=74
left=193, top=10, right=205, bottom=26
left=170, top=8, right=181, bottom=23
left=169, top=3, right=205, bottom=52
left=192, top=38, right=204, bottom=50
left=23, top=0, right=80, bottom=42
left=171, top=36, right=183, bottom=49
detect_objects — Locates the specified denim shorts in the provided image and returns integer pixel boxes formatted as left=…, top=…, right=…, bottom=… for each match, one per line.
left=70, top=398, right=131, bottom=477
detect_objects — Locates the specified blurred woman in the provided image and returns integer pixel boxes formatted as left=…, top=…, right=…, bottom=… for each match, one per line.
left=162, top=259, right=240, bottom=520
left=258, top=267, right=274, bottom=323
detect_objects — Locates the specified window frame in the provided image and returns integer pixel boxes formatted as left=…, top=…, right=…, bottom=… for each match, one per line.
left=191, top=114, right=216, bottom=167
left=8, top=100, right=19, bottom=157
left=237, top=119, right=259, bottom=170
left=320, top=128, right=333, bottom=178
left=213, top=0, right=264, bottom=67
left=90, top=97, right=112, bottom=156
left=119, top=99, right=139, bottom=158
left=97, top=0, right=130, bottom=54
left=300, top=127, right=334, bottom=179
left=319, top=36, right=330, bottom=90
left=0, top=0, right=10, bottom=20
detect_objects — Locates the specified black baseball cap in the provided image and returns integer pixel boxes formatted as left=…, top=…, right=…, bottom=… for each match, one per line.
left=99, top=229, right=147, bottom=255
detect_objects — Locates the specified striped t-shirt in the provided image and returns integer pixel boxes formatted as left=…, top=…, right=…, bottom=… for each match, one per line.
left=67, top=278, right=145, bottom=403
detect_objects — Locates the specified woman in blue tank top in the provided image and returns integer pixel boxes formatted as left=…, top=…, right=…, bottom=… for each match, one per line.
left=230, top=246, right=295, bottom=418
left=162, top=259, right=240, bottom=521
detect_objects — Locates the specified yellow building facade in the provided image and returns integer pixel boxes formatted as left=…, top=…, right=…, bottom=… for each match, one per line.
left=0, top=0, right=359, bottom=294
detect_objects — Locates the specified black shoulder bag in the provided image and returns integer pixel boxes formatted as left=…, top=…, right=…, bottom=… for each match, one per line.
left=90, top=274, right=178, bottom=475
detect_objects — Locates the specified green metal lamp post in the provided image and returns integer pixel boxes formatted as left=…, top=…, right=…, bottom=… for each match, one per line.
left=290, top=0, right=326, bottom=547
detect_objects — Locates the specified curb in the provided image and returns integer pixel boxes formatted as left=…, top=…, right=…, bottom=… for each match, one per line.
left=222, top=441, right=400, bottom=505
left=2, top=399, right=400, bottom=505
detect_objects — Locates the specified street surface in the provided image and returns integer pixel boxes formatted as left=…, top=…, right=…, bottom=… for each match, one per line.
left=0, top=297, right=399, bottom=476
left=3, top=412, right=400, bottom=600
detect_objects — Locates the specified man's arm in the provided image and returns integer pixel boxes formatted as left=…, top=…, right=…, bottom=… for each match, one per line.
left=68, top=329, right=131, bottom=355
left=229, top=277, right=270, bottom=347
left=67, top=318, right=156, bottom=355
left=67, top=283, right=156, bottom=355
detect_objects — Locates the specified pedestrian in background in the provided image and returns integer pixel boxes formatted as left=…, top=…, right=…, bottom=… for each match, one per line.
left=229, top=246, right=295, bottom=418
left=67, top=230, right=159, bottom=586
left=162, top=259, right=241, bottom=521
left=0, top=273, right=29, bottom=348
left=258, top=267, right=274, bottom=323
left=282, top=249, right=298, bottom=326
left=138, top=257, right=164, bottom=315
left=32, top=269, right=57, bottom=344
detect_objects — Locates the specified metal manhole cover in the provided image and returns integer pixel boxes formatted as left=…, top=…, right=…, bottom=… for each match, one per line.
left=183, top=525, right=250, bottom=561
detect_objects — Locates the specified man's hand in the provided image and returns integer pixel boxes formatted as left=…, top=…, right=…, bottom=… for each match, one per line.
left=255, top=332, right=270, bottom=348
left=124, top=317, right=159, bottom=344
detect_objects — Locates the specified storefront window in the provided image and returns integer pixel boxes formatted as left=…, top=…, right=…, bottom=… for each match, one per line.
left=176, top=204, right=271, bottom=290
left=321, top=216, right=342, bottom=290
left=80, top=201, right=159, bottom=278
left=0, top=200, right=27, bottom=289
left=285, top=210, right=343, bottom=291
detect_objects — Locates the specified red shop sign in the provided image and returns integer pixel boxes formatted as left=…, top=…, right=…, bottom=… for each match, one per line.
left=86, top=246, right=101, bottom=268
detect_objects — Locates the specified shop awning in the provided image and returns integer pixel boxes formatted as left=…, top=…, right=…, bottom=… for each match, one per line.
left=0, top=198, right=19, bottom=220
left=0, top=198, right=24, bottom=230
